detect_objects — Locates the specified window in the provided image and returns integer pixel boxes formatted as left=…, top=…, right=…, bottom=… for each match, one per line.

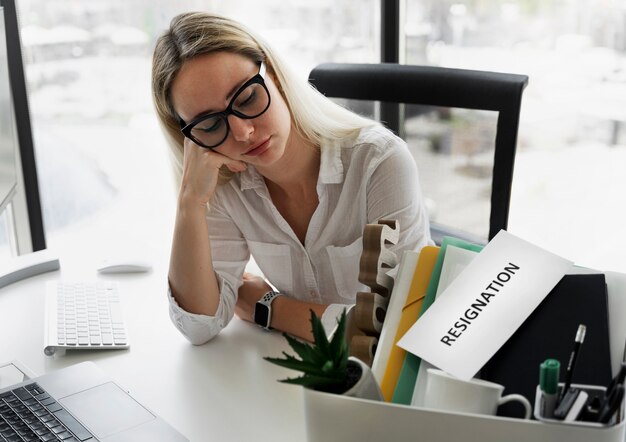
left=404, top=106, right=497, bottom=240
left=16, top=0, right=379, bottom=249
left=404, top=0, right=626, bottom=271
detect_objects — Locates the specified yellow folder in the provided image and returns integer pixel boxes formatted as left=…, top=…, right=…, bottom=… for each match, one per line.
left=380, top=245, right=439, bottom=401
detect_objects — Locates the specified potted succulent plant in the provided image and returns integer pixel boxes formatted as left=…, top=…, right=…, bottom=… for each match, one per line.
left=264, top=309, right=383, bottom=401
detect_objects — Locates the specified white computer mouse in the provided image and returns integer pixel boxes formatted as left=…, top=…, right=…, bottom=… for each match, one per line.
left=96, top=258, right=152, bottom=274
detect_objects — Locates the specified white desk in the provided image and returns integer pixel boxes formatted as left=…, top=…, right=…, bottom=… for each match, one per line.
left=10, top=206, right=626, bottom=442
left=0, top=219, right=306, bottom=442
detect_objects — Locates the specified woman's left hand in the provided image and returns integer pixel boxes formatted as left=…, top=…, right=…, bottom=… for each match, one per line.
left=235, top=273, right=273, bottom=323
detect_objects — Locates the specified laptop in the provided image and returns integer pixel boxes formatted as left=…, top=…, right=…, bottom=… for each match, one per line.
left=0, top=361, right=188, bottom=441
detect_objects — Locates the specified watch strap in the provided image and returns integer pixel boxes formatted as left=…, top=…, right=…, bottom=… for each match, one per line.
left=254, top=290, right=282, bottom=329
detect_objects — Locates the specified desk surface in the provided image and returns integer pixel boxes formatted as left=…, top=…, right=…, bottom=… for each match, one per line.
left=4, top=211, right=626, bottom=442
left=0, top=216, right=306, bottom=442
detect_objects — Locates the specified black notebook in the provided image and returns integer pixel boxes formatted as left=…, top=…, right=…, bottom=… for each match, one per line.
left=481, top=273, right=612, bottom=418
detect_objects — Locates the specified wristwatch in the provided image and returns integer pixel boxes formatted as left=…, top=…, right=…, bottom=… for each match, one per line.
left=254, top=290, right=282, bottom=330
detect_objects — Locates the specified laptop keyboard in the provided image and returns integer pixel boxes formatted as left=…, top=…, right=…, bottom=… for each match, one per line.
left=0, top=383, right=94, bottom=441
left=44, top=282, right=129, bottom=356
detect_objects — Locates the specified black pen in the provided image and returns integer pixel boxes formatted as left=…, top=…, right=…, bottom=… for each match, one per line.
left=598, top=384, right=624, bottom=424
left=606, top=362, right=626, bottom=400
left=559, top=324, right=586, bottom=403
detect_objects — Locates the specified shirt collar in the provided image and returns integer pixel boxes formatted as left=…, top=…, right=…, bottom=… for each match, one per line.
left=239, top=165, right=265, bottom=191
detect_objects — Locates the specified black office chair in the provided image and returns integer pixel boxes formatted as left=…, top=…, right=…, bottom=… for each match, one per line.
left=308, top=63, right=529, bottom=244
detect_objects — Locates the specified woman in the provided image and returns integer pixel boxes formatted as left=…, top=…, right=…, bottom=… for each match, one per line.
left=152, top=12, right=432, bottom=345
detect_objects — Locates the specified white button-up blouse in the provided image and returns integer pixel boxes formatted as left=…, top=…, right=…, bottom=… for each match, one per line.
left=168, top=125, right=432, bottom=344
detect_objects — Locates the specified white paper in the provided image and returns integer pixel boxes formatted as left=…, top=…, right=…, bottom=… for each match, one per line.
left=397, top=230, right=573, bottom=381
left=435, top=246, right=480, bottom=299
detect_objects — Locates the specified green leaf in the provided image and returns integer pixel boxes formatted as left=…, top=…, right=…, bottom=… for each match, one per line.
left=282, top=333, right=313, bottom=360
left=263, top=355, right=323, bottom=374
left=283, top=333, right=326, bottom=366
left=329, top=309, right=349, bottom=364
left=310, top=310, right=330, bottom=357
left=337, top=348, right=349, bottom=373
left=321, top=360, right=334, bottom=373
left=279, top=373, right=346, bottom=391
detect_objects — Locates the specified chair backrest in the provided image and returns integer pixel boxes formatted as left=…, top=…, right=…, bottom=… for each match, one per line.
left=308, top=63, right=529, bottom=243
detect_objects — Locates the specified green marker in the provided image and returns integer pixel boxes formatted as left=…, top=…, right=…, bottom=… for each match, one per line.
left=540, top=358, right=561, bottom=418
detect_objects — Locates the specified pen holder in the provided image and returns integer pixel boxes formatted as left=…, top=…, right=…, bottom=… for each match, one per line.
left=534, top=383, right=618, bottom=428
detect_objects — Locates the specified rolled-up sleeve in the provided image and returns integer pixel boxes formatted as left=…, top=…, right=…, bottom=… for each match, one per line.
left=166, top=190, right=249, bottom=345
left=166, top=270, right=242, bottom=345
left=167, top=284, right=227, bottom=345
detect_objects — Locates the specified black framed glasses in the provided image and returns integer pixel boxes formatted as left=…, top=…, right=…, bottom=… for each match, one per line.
left=180, top=62, right=271, bottom=149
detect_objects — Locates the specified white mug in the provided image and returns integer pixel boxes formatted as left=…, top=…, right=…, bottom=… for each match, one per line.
left=424, top=368, right=531, bottom=419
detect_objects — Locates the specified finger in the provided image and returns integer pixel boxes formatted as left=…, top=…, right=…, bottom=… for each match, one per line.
left=183, top=138, right=247, bottom=171
left=182, top=136, right=204, bottom=155
left=226, top=161, right=247, bottom=173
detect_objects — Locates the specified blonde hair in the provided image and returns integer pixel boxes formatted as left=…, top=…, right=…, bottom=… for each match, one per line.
left=151, top=12, right=377, bottom=185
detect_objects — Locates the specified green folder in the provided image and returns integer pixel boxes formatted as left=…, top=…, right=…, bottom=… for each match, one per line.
left=391, top=236, right=484, bottom=405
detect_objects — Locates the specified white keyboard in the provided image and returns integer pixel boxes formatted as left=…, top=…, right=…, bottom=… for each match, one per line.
left=44, top=282, right=129, bottom=356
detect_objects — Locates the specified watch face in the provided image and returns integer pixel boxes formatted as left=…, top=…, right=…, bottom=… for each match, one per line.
left=254, top=303, right=270, bottom=327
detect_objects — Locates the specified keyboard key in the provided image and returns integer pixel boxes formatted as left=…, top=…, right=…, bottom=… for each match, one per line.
left=109, top=304, right=124, bottom=324
left=31, top=422, right=45, bottom=430
left=51, top=425, right=67, bottom=434
left=13, top=388, right=31, bottom=401
left=102, top=334, right=113, bottom=345
left=24, top=415, right=38, bottom=425
left=41, top=432, right=57, bottom=441
left=35, top=427, right=49, bottom=435
left=44, top=419, right=60, bottom=429
left=58, top=430, right=74, bottom=439
left=46, top=403, right=63, bottom=413
left=53, top=410, right=93, bottom=441
left=41, top=414, right=55, bottom=423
